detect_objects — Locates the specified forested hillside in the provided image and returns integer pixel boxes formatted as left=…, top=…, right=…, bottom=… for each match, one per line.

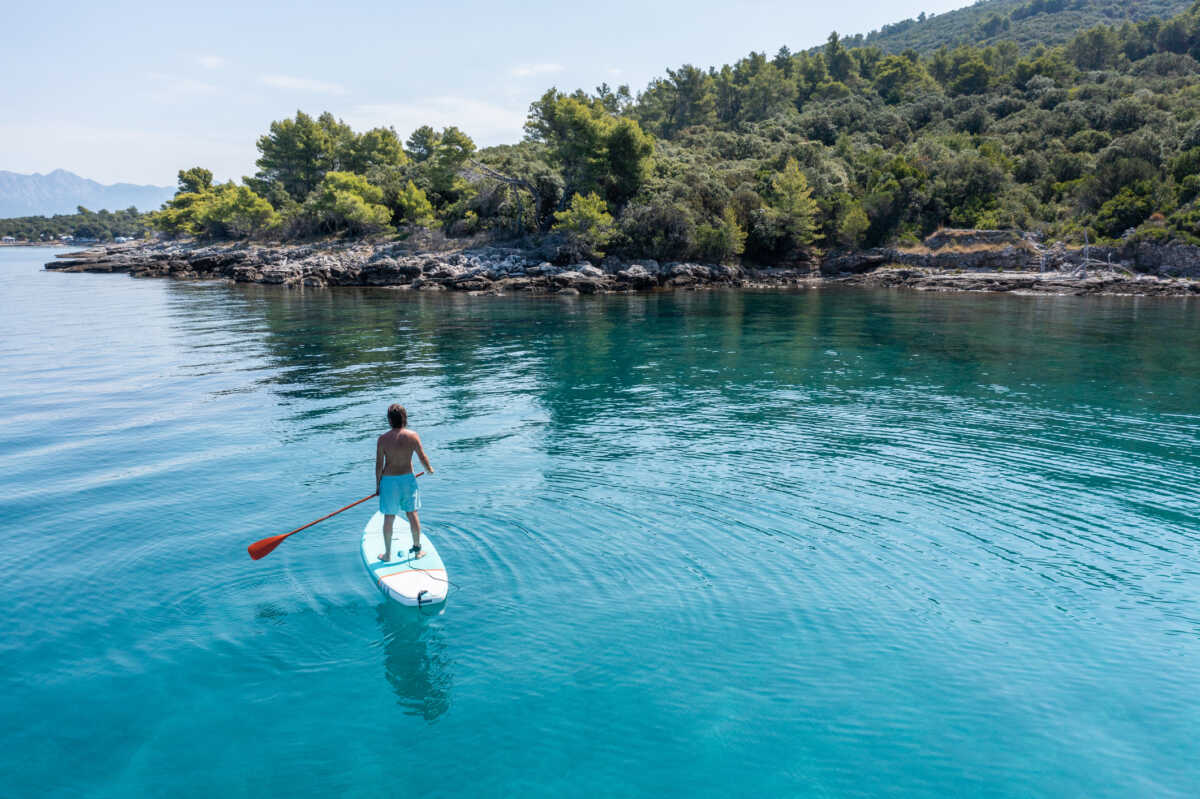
left=149, top=0, right=1200, bottom=264
left=0, top=207, right=151, bottom=242
left=852, top=0, right=1189, bottom=54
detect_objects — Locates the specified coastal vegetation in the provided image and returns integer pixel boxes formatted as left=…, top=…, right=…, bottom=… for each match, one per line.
left=13, top=0, right=1200, bottom=265
left=0, top=206, right=150, bottom=242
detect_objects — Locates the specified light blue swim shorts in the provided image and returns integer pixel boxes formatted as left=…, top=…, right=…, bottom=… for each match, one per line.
left=379, top=474, right=420, bottom=515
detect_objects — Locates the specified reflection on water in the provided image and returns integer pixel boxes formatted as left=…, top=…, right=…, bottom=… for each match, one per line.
left=172, top=282, right=1200, bottom=426
left=377, top=604, right=452, bottom=722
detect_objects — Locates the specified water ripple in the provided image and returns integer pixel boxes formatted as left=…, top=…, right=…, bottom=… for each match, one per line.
left=1, top=255, right=1199, bottom=796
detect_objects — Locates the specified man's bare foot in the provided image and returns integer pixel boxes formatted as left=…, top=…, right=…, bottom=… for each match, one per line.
left=409, top=545, right=424, bottom=559
left=378, top=553, right=392, bottom=562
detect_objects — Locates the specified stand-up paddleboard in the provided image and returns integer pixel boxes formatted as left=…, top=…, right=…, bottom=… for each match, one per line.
left=361, top=512, right=449, bottom=606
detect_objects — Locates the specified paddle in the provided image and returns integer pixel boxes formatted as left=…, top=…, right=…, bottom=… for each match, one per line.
left=247, top=472, right=424, bottom=560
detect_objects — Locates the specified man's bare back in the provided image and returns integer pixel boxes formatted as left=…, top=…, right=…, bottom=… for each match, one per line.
left=376, top=428, right=431, bottom=477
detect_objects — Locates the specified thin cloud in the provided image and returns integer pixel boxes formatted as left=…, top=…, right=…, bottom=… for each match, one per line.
left=348, top=97, right=527, bottom=146
left=144, top=72, right=220, bottom=96
left=510, top=63, right=563, bottom=78
left=197, top=55, right=226, bottom=69
left=259, top=74, right=346, bottom=94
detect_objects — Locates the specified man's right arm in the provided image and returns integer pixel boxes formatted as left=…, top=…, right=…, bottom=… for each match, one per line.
left=414, top=434, right=434, bottom=474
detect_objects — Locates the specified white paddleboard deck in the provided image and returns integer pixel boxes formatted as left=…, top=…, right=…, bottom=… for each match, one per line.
left=361, top=512, right=449, bottom=606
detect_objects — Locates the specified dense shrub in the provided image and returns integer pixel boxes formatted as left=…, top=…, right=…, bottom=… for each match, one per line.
left=294, top=172, right=392, bottom=237
left=151, top=171, right=275, bottom=239
left=552, top=192, right=616, bottom=260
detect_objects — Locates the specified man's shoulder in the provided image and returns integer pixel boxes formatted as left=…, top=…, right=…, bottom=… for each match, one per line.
left=378, top=428, right=418, bottom=443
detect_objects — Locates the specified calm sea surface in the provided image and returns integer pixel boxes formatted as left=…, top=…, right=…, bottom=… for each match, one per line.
left=1, top=247, right=1198, bottom=797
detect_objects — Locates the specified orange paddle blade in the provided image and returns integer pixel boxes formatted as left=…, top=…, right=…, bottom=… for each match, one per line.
left=248, top=533, right=291, bottom=560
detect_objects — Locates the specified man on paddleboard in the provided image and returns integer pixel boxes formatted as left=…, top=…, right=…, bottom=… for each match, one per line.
left=376, top=403, right=435, bottom=562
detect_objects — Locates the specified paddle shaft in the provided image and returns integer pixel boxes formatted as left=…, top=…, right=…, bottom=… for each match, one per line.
left=247, top=471, right=424, bottom=559
left=285, top=492, right=378, bottom=538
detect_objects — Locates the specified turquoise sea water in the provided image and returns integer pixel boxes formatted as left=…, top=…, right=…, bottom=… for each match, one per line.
left=1, top=247, right=1198, bottom=797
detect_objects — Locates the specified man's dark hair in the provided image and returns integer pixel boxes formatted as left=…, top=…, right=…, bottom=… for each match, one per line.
left=387, top=403, right=407, bottom=429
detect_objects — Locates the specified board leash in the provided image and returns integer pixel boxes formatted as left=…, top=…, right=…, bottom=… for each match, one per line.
left=401, top=543, right=463, bottom=613
left=415, top=568, right=463, bottom=614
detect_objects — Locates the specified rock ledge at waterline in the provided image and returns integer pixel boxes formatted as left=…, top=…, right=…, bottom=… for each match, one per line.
left=45, top=231, right=1200, bottom=297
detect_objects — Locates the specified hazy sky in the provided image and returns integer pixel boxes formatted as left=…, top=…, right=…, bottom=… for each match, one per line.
left=1, top=0, right=967, bottom=185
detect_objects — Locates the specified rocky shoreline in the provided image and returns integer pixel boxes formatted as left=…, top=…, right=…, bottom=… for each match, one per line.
left=45, top=239, right=807, bottom=294
left=44, top=231, right=1200, bottom=297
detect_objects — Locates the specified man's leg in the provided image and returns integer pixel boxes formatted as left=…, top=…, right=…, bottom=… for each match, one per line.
left=379, top=513, right=395, bottom=561
left=407, top=510, right=422, bottom=557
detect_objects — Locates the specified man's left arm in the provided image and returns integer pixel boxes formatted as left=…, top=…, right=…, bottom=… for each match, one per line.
left=375, top=439, right=384, bottom=492
left=415, top=434, right=434, bottom=474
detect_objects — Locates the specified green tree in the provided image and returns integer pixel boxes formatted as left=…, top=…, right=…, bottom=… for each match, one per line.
left=1168, top=200, right=1200, bottom=240
left=978, top=13, right=1009, bottom=38
left=298, top=171, right=392, bottom=236
left=177, top=167, right=213, bottom=194
left=317, top=112, right=356, bottom=166
left=949, top=55, right=992, bottom=94
left=1169, top=147, right=1200, bottom=184
left=428, top=126, right=476, bottom=198
left=253, top=111, right=335, bottom=201
left=740, top=62, right=797, bottom=121
left=525, top=90, right=654, bottom=209
left=553, top=192, right=615, bottom=260
left=837, top=203, right=871, bottom=247
left=594, top=82, right=633, bottom=114
left=1156, top=16, right=1193, bottom=54
left=195, top=184, right=277, bottom=238
left=825, top=33, right=855, bottom=83
left=635, top=65, right=716, bottom=136
left=873, top=55, right=933, bottom=103
left=345, top=127, right=409, bottom=174
left=771, top=158, right=822, bottom=246
left=605, top=118, right=655, bottom=206
left=1094, top=182, right=1155, bottom=237
left=405, top=125, right=441, bottom=162
left=150, top=191, right=207, bottom=236
left=1068, top=25, right=1122, bottom=70
left=150, top=181, right=276, bottom=239
left=696, top=206, right=747, bottom=261
left=526, top=91, right=610, bottom=193
left=392, top=181, right=436, bottom=226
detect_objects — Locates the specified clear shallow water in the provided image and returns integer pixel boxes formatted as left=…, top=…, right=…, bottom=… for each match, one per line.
left=1, top=248, right=1198, bottom=798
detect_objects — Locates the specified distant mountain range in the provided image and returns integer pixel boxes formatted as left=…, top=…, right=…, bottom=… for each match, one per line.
left=0, top=170, right=174, bottom=218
